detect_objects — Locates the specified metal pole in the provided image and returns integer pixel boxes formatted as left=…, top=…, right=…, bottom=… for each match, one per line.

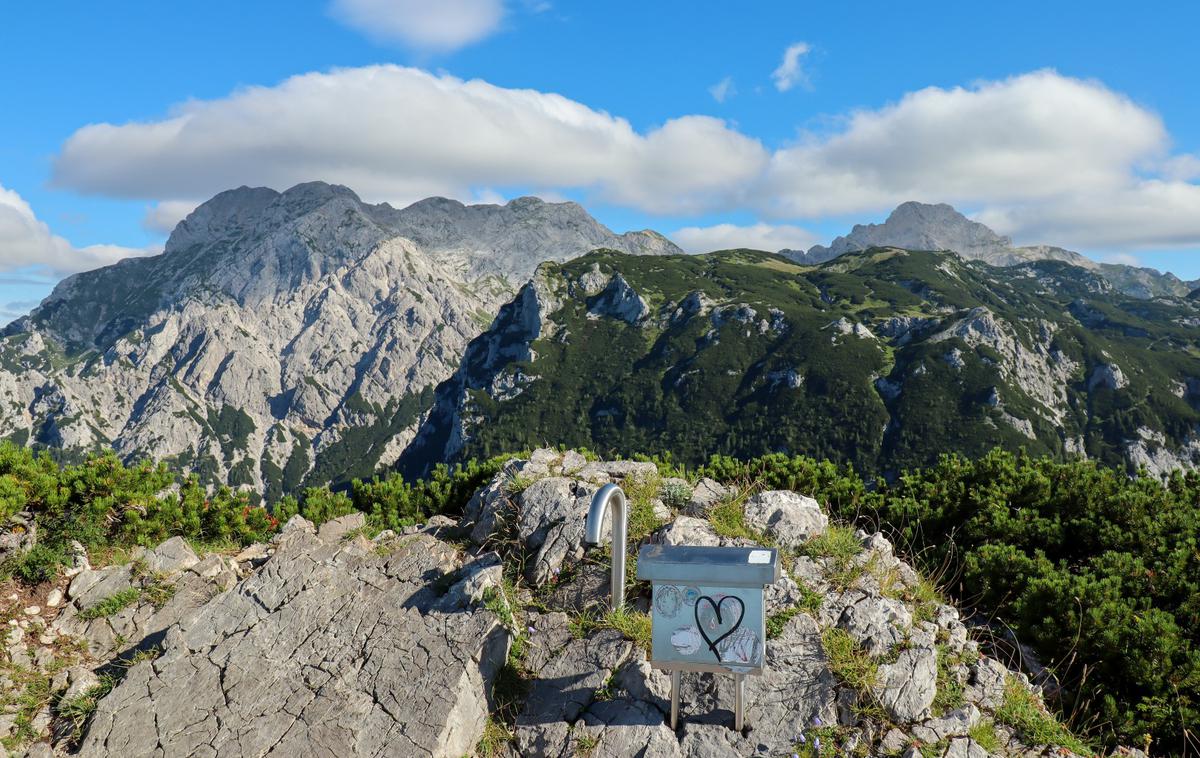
left=734, top=673, right=745, bottom=731
left=670, top=669, right=681, bottom=730
left=583, top=483, right=628, bottom=612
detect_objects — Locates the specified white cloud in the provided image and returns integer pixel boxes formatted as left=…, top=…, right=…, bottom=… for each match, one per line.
left=772, top=42, right=811, bottom=92
left=53, top=65, right=768, bottom=216
left=709, top=76, right=735, bottom=103
left=762, top=70, right=1168, bottom=217
left=49, top=66, right=1200, bottom=254
left=758, top=70, right=1200, bottom=250
left=1163, top=153, right=1200, bottom=181
left=329, top=0, right=505, bottom=52
left=1100, top=252, right=1141, bottom=266
left=0, top=184, right=156, bottom=275
left=975, top=181, right=1200, bottom=250
left=671, top=222, right=818, bottom=253
left=142, top=200, right=199, bottom=235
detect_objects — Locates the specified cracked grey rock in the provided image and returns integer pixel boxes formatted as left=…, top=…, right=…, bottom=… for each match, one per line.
left=77, top=530, right=510, bottom=758
left=965, top=656, right=1009, bottom=710
left=659, top=517, right=720, bottom=547
left=518, top=478, right=601, bottom=586
left=576, top=697, right=681, bottom=757
left=873, top=647, right=938, bottom=721
left=912, top=704, right=981, bottom=743
left=137, top=536, right=200, bottom=574
left=744, top=612, right=838, bottom=749
left=315, top=512, right=365, bottom=542
left=837, top=594, right=913, bottom=657
left=681, top=478, right=729, bottom=516
left=743, top=491, right=829, bottom=548
left=542, top=561, right=610, bottom=613
left=943, top=736, right=990, bottom=758
left=53, top=546, right=236, bottom=660
left=515, top=630, right=633, bottom=755
left=517, top=629, right=633, bottom=726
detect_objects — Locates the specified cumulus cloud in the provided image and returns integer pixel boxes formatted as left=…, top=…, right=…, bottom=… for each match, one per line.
left=53, top=65, right=768, bottom=216
left=709, top=76, right=735, bottom=103
left=671, top=222, right=818, bottom=253
left=0, top=183, right=157, bottom=275
left=758, top=70, right=1200, bottom=250
left=49, top=66, right=1200, bottom=253
left=329, top=0, right=505, bottom=51
left=142, top=200, right=199, bottom=235
left=762, top=70, right=1167, bottom=216
left=772, top=42, right=811, bottom=92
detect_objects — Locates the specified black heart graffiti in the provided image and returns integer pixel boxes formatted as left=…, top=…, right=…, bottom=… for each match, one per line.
left=694, top=594, right=745, bottom=661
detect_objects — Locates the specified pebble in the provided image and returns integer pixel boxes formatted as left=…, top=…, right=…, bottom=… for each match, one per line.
left=23, top=605, right=40, bottom=616
left=5, top=593, right=17, bottom=604
left=7, top=619, right=17, bottom=627
left=45, top=588, right=63, bottom=608
left=38, top=632, right=56, bottom=645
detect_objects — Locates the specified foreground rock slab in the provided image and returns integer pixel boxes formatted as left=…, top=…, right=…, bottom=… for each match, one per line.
left=78, top=518, right=509, bottom=758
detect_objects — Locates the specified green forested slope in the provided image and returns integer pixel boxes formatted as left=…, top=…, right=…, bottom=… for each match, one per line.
left=403, top=247, right=1200, bottom=477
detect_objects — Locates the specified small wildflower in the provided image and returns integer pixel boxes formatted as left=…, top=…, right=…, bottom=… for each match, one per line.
left=798, top=734, right=806, bottom=744
left=527, top=625, right=536, bottom=635
left=813, top=737, right=821, bottom=753
left=812, top=716, right=822, bottom=727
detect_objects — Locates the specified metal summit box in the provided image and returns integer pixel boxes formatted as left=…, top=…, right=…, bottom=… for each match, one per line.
left=636, top=544, right=780, bottom=676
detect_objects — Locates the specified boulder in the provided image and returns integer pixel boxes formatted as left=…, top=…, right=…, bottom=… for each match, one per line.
left=315, top=512, right=366, bottom=542
left=682, top=478, right=729, bottom=516
left=743, top=491, right=828, bottom=547
left=659, top=517, right=720, bottom=547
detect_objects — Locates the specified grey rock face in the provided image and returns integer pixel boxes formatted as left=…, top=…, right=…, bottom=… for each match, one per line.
left=587, top=272, right=650, bottom=324
left=0, top=184, right=678, bottom=496
left=77, top=528, right=510, bottom=758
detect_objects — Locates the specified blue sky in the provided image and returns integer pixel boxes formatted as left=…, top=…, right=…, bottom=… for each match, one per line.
left=3, top=1, right=1200, bottom=321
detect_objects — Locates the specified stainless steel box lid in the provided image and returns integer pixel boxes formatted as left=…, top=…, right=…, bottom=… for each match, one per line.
left=636, top=544, right=780, bottom=587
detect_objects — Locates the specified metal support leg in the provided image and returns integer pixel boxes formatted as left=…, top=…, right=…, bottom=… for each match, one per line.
left=734, top=673, right=746, bottom=731
left=670, top=669, right=681, bottom=730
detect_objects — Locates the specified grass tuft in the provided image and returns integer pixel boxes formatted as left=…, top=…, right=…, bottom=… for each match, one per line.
left=995, top=676, right=1091, bottom=755
left=800, top=525, right=864, bottom=589
left=77, top=588, right=142, bottom=621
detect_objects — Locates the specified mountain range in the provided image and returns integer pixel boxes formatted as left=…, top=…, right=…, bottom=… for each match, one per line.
left=399, top=246, right=1200, bottom=478
left=0, top=182, right=675, bottom=500
left=4, top=184, right=1199, bottom=494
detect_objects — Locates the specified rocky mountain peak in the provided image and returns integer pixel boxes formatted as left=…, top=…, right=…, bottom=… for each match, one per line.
left=805, top=201, right=1014, bottom=262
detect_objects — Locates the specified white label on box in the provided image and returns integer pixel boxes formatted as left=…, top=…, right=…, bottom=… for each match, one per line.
left=747, top=550, right=771, bottom=564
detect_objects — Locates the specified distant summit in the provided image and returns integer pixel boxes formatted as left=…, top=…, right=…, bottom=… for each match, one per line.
left=782, top=201, right=1195, bottom=298
left=802, top=201, right=1016, bottom=263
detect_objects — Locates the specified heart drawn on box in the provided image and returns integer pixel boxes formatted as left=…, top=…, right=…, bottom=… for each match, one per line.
left=694, top=594, right=745, bottom=661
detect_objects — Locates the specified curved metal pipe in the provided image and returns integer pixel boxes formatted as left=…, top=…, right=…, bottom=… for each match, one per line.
left=583, top=482, right=628, bottom=611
